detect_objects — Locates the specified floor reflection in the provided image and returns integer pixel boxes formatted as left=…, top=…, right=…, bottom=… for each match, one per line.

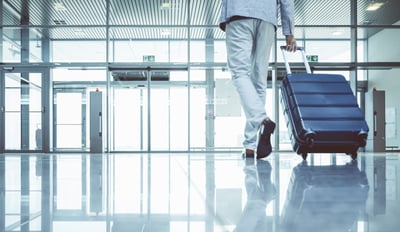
left=280, top=160, right=369, bottom=232
left=0, top=152, right=399, bottom=231
left=233, top=159, right=275, bottom=232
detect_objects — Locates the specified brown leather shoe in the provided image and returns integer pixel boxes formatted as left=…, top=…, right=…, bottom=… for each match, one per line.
left=242, top=149, right=255, bottom=159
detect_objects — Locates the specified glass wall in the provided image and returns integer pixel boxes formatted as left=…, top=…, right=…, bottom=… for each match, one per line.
left=3, top=72, right=42, bottom=151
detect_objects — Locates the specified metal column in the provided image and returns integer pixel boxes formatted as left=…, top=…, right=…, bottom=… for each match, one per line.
left=20, top=156, right=30, bottom=232
left=41, top=36, right=52, bottom=153
left=0, top=73, right=4, bottom=152
left=366, top=90, right=386, bottom=152
left=0, top=0, right=3, bottom=153
left=90, top=91, right=103, bottom=153
left=90, top=154, right=103, bottom=214
left=20, top=2, right=30, bottom=151
left=89, top=91, right=104, bottom=213
left=350, top=0, right=358, bottom=96
left=0, top=155, right=5, bottom=232
left=41, top=155, right=53, bottom=232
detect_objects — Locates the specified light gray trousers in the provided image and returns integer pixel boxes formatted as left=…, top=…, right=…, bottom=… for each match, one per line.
left=226, top=19, right=275, bottom=151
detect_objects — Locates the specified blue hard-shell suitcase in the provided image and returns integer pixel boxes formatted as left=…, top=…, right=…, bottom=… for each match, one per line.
left=280, top=47, right=369, bottom=160
left=280, top=161, right=369, bottom=232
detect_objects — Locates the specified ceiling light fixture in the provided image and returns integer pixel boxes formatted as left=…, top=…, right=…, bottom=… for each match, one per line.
left=160, top=2, right=171, bottom=10
left=366, top=1, right=385, bottom=11
left=332, top=31, right=343, bottom=36
left=53, top=2, right=67, bottom=11
left=74, top=28, right=86, bottom=36
left=161, top=29, right=171, bottom=36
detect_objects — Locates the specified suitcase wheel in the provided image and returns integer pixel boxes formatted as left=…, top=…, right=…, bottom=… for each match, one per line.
left=359, top=137, right=367, bottom=147
left=306, top=137, right=315, bottom=147
left=304, top=132, right=316, bottom=147
left=347, top=152, right=358, bottom=160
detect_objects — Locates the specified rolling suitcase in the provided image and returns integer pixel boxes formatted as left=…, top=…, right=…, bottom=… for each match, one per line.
left=280, top=161, right=369, bottom=232
left=280, top=46, right=369, bottom=160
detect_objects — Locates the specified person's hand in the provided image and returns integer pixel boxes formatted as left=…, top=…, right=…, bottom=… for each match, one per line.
left=285, top=35, right=297, bottom=52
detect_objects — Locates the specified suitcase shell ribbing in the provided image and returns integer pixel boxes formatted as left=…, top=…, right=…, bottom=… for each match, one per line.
left=280, top=47, right=369, bottom=160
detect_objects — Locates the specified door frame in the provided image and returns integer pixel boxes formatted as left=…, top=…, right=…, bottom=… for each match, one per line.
left=0, top=67, right=50, bottom=153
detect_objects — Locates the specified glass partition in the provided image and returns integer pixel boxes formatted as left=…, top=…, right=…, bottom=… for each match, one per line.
left=3, top=72, right=42, bottom=151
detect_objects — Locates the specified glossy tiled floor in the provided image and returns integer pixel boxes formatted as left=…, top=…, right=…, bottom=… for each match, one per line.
left=0, top=151, right=399, bottom=232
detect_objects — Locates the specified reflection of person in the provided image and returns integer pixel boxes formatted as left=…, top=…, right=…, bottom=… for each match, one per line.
left=35, top=123, right=42, bottom=150
left=234, top=159, right=275, bottom=232
left=35, top=124, right=43, bottom=176
left=219, top=0, right=297, bottom=159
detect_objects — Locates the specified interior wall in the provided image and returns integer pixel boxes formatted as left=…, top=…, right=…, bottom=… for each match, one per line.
left=367, top=20, right=400, bottom=148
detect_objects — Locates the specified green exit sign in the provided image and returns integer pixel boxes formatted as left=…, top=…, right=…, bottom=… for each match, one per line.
left=307, top=55, right=318, bottom=62
left=143, top=55, right=155, bottom=62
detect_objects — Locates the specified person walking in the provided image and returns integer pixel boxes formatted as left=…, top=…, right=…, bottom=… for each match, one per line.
left=219, top=0, right=297, bottom=159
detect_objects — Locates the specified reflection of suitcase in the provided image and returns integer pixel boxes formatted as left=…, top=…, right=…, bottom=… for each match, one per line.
left=280, top=46, right=369, bottom=160
left=280, top=161, right=369, bottom=232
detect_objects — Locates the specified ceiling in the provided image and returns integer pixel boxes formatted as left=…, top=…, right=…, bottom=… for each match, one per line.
left=2, top=0, right=400, bottom=41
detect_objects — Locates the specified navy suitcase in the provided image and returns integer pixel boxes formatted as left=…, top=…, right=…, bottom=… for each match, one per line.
left=280, top=161, right=369, bottom=232
left=280, top=47, right=369, bottom=160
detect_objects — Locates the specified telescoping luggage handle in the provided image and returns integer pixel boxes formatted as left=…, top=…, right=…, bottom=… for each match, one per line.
left=280, top=46, right=312, bottom=74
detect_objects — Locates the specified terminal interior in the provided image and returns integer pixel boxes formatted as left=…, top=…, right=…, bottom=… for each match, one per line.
left=1, top=0, right=400, bottom=231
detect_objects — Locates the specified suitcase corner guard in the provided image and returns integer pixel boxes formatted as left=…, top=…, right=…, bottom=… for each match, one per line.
left=358, top=130, right=368, bottom=147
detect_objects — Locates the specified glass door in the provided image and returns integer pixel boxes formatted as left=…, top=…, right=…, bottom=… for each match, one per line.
left=53, top=88, right=87, bottom=151
left=109, top=69, right=189, bottom=152
left=111, top=86, right=147, bottom=151
left=0, top=70, right=43, bottom=152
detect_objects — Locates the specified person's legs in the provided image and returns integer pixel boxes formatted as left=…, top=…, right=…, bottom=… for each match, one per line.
left=226, top=19, right=275, bottom=154
left=252, top=21, right=276, bottom=158
left=226, top=19, right=265, bottom=152
left=251, top=20, right=275, bottom=107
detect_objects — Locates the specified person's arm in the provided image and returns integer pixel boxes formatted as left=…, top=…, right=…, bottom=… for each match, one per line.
left=219, top=0, right=228, bottom=31
left=280, top=0, right=297, bottom=52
